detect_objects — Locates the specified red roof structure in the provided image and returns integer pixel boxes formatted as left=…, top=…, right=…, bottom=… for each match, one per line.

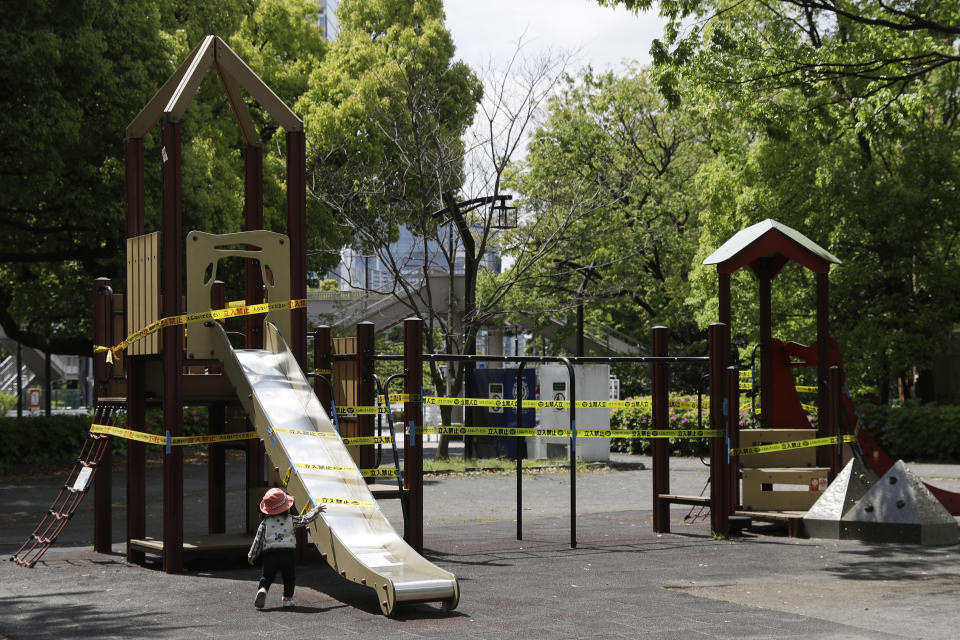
left=703, top=219, right=840, bottom=473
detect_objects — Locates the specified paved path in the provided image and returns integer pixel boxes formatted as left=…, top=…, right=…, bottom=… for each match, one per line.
left=3, top=454, right=960, bottom=639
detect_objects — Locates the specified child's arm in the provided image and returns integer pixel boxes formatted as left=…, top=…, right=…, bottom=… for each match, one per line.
left=248, top=521, right=266, bottom=565
left=292, top=503, right=326, bottom=528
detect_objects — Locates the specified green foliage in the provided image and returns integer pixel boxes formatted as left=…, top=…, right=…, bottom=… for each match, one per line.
left=858, top=402, right=960, bottom=462
left=0, top=415, right=93, bottom=474
left=0, top=392, right=17, bottom=416
left=300, top=0, right=481, bottom=242
left=610, top=398, right=709, bottom=456
left=611, top=0, right=960, bottom=398
left=1, top=0, right=341, bottom=350
left=504, top=68, right=712, bottom=351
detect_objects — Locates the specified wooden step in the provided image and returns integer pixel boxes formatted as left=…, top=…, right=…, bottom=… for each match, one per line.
left=658, top=494, right=711, bottom=507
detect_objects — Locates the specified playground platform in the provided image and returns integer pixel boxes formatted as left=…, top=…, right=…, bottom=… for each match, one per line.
left=3, top=454, right=960, bottom=639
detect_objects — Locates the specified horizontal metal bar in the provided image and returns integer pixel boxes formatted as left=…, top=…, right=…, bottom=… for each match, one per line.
left=415, top=354, right=708, bottom=365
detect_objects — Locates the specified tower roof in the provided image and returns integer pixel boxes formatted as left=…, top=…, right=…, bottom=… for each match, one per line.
left=702, top=219, right=840, bottom=277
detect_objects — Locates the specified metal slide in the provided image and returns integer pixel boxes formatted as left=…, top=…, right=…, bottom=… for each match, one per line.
left=210, top=321, right=458, bottom=616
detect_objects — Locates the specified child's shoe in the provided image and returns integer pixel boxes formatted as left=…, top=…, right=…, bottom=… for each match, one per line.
left=254, top=588, right=267, bottom=609
left=282, top=597, right=295, bottom=608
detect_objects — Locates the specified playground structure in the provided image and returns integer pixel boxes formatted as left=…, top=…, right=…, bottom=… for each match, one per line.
left=11, top=33, right=960, bottom=618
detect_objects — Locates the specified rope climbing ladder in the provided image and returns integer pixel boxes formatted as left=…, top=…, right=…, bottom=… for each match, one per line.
left=9, top=400, right=125, bottom=568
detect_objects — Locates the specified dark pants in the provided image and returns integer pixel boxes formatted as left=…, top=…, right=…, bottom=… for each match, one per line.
left=258, top=549, right=296, bottom=598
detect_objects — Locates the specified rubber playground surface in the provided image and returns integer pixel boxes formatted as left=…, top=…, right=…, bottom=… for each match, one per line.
left=3, top=453, right=960, bottom=639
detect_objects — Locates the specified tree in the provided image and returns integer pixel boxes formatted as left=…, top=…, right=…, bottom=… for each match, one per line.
left=502, top=68, right=713, bottom=356
left=599, top=1, right=960, bottom=108
left=0, top=0, right=337, bottom=356
left=300, top=0, right=481, bottom=446
left=596, top=1, right=960, bottom=401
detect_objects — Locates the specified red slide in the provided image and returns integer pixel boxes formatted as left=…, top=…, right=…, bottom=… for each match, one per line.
left=771, top=337, right=960, bottom=515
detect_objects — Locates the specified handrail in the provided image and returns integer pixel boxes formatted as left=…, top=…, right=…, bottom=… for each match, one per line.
left=373, top=373, right=408, bottom=529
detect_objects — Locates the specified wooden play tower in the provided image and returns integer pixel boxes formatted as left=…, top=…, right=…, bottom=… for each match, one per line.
left=94, top=35, right=307, bottom=572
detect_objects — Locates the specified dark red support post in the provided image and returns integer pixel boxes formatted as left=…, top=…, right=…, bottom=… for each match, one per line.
left=403, top=318, right=424, bottom=552
left=829, top=365, right=842, bottom=475
left=718, top=272, right=731, bottom=328
left=286, top=131, right=307, bottom=369
left=244, top=145, right=264, bottom=350
left=161, top=118, right=184, bottom=573
left=92, top=278, right=112, bottom=554
left=208, top=280, right=226, bottom=534
left=816, top=272, right=832, bottom=472
left=313, top=326, right=332, bottom=414
left=125, top=136, right=146, bottom=563
left=651, top=326, right=670, bottom=533
left=757, top=258, right=772, bottom=427
left=125, top=366, right=146, bottom=563
left=356, top=322, right=375, bottom=476
left=125, top=138, right=145, bottom=235
left=726, top=365, right=740, bottom=515
left=709, top=322, right=730, bottom=536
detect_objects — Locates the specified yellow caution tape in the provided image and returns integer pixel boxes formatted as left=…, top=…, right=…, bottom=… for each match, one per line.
left=309, top=291, right=367, bottom=300
left=312, top=368, right=332, bottom=376
left=282, top=465, right=293, bottom=487
left=739, top=382, right=753, bottom=391
left=297, top=463, right=356, bottom=473
left=90, top=424, right=258, bottom=446
left=796, top=385, right=818, bottom=393
left=341, top=435, right=392, bottom=446
left=226, top=299, right=247, bottom=308
left=296, top=463, right=398, bottom=478
left=309, top=495, right=376, bottom=508
left=421, top=396, right=701, bottom=410
left=273, top=428, right=339, bottom=439
left=336, top=405, right=389, bottom=415
left=378, top=393, right=418, bottom=403
left=419, top=426, right=722, bottom=438
left=271, top=428, right=390, bottom=446
left=730, top=434, right=856, bottom=456
left=94, top=298, right=306, bottom=362
left=362, top=468, right=398, bottom=478
left=740, top=370, right=753, bottom=379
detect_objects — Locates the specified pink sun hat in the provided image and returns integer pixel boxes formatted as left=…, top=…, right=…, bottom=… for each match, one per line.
left=259, top=488, right=295, bottom=515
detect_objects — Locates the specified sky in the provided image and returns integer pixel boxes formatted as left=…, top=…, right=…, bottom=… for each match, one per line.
left=443, top=0, right=667, bottom=76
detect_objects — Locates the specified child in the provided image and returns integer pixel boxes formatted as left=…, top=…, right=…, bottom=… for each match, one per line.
left=247, top=488, right=326, bottom=609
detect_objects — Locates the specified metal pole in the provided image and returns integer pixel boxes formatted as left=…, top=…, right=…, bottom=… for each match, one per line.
left=560, top=357, right=576, bottom=548
left=516, top=362, right=526, bottom=540
left=651, top=326, right=670, bottom=533
left=15, top=340, right=22, bottom=418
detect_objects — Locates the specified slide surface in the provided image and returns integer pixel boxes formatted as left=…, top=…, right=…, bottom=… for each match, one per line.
left=211, top=322, right=457, bottom=615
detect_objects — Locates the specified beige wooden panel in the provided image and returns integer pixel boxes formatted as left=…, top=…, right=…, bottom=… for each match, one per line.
left=741, top=467, right=828, bottom=511
left=126, top=232, right=160, bottom=356
left=739, top=428, right=817, bottom=468
left=333, top=337, right=359, bottom=464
